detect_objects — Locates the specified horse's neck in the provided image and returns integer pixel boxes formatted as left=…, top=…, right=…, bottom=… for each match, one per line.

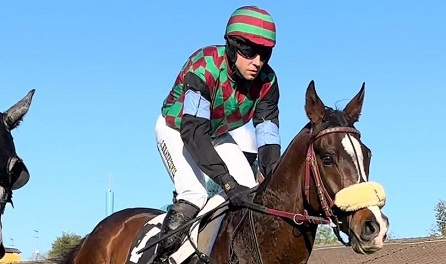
left=240, top=126, right=318, bottom=263
left=254, top=126, right=310, bottom=212
left=212, top=126, right=319, bottom=263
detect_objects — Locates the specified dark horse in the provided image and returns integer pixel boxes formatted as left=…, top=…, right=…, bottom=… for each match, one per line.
left=63, top=81, right=389, bottom=264
left=0, top=90, right=35, bottom=258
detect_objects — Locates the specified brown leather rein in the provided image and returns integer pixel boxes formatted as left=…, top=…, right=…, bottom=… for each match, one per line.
left=146, top=127, right=363, bottom=262
left=244, top=126, right=361, bottom=226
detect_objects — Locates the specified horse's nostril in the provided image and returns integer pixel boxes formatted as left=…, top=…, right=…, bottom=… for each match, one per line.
left=361, top=221, right=380, bottom=241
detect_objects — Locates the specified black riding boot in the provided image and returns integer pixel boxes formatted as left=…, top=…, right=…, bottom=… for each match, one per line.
left=154, top=199, right=200, bottom=262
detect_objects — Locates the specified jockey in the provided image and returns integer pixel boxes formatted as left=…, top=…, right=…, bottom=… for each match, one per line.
left=154, top=5, right=281, bottom=262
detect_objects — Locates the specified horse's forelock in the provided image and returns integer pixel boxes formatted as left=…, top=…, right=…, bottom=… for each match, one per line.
left=323, top=108, right=350, bottom=127
left=311, top=108, right=350, bottom=137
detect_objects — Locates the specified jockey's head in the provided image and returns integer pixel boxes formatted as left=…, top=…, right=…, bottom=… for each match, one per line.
left=224, top=6, right=276, bottom=80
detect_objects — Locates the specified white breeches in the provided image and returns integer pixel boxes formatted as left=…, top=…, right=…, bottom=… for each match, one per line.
left=155, top=115, right=256, bottom=209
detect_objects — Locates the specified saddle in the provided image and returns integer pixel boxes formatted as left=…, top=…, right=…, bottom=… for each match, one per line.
left=126, top=194, right=228, bottom=264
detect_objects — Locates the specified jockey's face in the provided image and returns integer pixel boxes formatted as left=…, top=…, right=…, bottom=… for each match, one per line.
left=232, top=39, right=272, bottom=81
left=235, top=53, right=264, bottom=81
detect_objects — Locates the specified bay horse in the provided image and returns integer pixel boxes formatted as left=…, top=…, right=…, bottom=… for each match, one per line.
left=63, top=81, right=389, bottom=264
left=0, top=90, right=35, bottom=258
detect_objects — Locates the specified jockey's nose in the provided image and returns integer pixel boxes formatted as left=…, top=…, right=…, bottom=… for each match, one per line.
left=252, top=55, right=261, bottom=67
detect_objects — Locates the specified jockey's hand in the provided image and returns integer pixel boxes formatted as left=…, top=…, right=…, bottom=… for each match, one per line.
left=226, top=183, right=251, bottom=208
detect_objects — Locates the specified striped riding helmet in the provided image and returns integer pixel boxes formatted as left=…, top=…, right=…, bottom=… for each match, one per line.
left=225, top=6, right=276, bottom=47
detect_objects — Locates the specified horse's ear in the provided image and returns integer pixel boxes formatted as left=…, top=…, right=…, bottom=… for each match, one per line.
left=305, top=80, right=325, bottom=124
left=3, top=89, right=35, bottom=131
left=343, top=83, right=365, bottom=124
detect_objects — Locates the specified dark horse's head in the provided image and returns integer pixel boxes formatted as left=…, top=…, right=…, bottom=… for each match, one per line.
left=0, top=90, right=35, bottom=258
left=303, top=81, right=388, bottom=254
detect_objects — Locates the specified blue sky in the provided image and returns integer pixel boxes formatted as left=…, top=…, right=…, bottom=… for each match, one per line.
left=1, top=0, right=445, bottom=260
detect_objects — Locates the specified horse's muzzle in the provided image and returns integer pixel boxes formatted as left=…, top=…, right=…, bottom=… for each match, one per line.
left=348, top=206, right=389, bottom=254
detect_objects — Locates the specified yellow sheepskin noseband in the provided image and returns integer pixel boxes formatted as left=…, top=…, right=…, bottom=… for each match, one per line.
left=334, top=182, right=386, bottom=212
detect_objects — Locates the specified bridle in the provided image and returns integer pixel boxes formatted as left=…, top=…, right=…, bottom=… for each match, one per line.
left=304, top=126, right=361, bottom=245
left=0, top=155, right=21, bottom=214
left=241, top=126, right=362, bottom=227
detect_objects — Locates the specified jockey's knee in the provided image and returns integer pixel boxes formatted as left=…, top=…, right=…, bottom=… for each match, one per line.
left=176, top=190, right=208, bottom=209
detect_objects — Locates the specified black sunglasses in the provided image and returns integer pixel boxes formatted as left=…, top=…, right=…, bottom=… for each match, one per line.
left=229, top=38, right=272, bottom=61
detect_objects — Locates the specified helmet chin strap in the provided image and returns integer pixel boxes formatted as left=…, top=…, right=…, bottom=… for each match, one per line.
left=225, top=40, right=244, bottom=81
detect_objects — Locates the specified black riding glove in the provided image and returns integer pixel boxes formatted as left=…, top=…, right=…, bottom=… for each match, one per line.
left=218, top=174, right=251, bottom=207
left=226, top=184, right=251, bottom=207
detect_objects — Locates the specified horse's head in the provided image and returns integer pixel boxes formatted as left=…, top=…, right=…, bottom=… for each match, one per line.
left=0, top=90, right=34, bottom=258
left=304, top=81, right=388, bottom=254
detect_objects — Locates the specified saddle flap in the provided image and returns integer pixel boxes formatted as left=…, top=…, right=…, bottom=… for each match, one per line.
left=127, top=193, right=227, bottom=264
left=169, top=194, right=227, bottom=263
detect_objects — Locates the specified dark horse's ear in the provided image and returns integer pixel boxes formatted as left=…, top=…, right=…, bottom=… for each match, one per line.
left=3, top=89, right=35, bottom=131
left=305, top=80, right=325, bottom=124
left=343, top=83, right=365, bottom=125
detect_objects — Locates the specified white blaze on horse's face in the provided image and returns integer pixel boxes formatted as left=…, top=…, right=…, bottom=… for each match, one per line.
left=341, top=135, right=367, bottom=182
left=368, top=205, right=389, bottom=247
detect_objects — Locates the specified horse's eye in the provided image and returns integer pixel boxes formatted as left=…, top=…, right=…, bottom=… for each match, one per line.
left=322, top=154, right=334, bottom=166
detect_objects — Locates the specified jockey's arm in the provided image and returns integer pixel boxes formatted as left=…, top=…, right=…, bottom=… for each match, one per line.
left=253, top=81, right=281, bottom=178
left=179, top=72, right=233, bottom=188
